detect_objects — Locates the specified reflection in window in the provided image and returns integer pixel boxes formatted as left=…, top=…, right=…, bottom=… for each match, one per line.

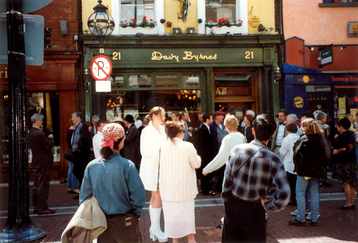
left=120, top=0, right=155, bottom=28
left=206, top=0, right=237, bottom=26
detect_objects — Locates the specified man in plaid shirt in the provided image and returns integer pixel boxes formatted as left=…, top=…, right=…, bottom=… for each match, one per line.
left=222, top=114, right=290, bottom=243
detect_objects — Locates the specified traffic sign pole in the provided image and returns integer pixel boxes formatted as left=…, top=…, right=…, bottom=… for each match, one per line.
left=0, top=0, right=46, bottom=241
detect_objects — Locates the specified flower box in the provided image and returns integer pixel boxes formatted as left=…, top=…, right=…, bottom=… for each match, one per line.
left=206, top=25, right=246, bottom=35
left=118, top=27, right=159, bottom=35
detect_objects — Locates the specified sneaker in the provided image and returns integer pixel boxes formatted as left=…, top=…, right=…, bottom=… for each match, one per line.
left=290, top=209, right=298, bottom=216
left=308, top=220, right=319, bottom=226
left=306, top=212, right=320, bottom=221
left=288, top=218, right=306, bottom=226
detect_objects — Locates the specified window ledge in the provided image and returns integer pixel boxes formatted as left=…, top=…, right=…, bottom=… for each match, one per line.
left=319, top=2, right=358, bottom=8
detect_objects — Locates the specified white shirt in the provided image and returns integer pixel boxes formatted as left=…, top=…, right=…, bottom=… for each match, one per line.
left=92, top=132, right=104, bottom=159
left=203, top=132, right=246, bottom=175
left=276, top=124, right=286, bottom=146
left=279, top=133, right=300, bottom=174
left=159, top=138, right=201, bottom=202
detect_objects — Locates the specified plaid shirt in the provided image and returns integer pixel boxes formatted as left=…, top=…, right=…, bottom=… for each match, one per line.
left=222, top=140, right=290, bottom=211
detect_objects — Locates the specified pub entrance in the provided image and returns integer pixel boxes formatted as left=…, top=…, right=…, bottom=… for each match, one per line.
left=214, top=68, right=259, bottom=118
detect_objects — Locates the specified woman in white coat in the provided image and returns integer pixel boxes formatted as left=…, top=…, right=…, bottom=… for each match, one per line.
left=202, top=114, right=246, bottom=176
left=159, top=121, right=201, bottom=243
left=139, top=106, right=167, bottom=242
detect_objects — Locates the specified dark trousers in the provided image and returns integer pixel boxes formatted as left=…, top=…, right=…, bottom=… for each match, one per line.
left=198, top=167, right=212, bottom=194
left=98, top=214, right=142, bottom=243
left=32, top=168, right=50, bottom=210
left=287, top=172, right=297, bottom=205
left=213, top=166, right=225, bottom=192
left=222, top=194, right=266, bottom=243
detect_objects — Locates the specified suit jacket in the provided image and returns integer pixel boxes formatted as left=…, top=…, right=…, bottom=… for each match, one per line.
left=122, top=124, right=141, bottom=165
left=28, top=127, right=53, bottom=169
left=70, top=123, right=92, bottom=181
left=196, top=123, right=216, bottom=166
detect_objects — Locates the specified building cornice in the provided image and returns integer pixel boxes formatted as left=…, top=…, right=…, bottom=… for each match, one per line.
left=82, top=34, right=283, bottom=48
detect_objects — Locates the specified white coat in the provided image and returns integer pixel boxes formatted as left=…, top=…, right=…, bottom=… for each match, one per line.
left=139, top=122, right=166, bottom=191
left=159, top=138, right=201, bottom=202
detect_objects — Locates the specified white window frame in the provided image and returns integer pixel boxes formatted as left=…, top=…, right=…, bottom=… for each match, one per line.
left=199, top=0, right=248, bottom=35
left=112, top=0, right=165, bottom=35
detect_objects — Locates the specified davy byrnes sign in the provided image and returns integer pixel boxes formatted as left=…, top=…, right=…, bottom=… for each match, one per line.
left=90, top=55, right=112, bottom=81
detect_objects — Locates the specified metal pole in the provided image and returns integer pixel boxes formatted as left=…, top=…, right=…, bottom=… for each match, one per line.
left=0, top=0, right=46, bottom=241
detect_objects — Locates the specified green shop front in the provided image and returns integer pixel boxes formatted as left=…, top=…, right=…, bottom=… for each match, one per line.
left=83, top=36, right=281, bottom=121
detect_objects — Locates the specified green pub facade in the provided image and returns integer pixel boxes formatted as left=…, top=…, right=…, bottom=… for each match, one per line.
left=82, top=0, right=283, bottom=121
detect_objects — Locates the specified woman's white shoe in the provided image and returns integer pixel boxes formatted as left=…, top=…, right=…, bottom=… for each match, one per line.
left=149, top=228, right=167, bottom=242
left=149, top=207, right=168, bottom=242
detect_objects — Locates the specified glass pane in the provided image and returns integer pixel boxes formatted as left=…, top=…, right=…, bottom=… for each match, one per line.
left=206, top=0, right=236, bottom=24
left=128, top=74, right=153, bottom=88
left=120, top=0, right=155, bottom=26
left=104, top=89, right=201, bottom=121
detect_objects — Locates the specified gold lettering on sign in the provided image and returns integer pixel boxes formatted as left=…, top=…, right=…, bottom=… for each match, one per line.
left=112, top=51, right=121, bottom=61
left=151, top=51, right=180, bottom=63
left=244, top=50, right=255, bottom=60
left=183, top=51, right=218, bottom=62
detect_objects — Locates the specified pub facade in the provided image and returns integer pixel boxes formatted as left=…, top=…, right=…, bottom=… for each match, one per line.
left=82, top=0, right=283, bottom=121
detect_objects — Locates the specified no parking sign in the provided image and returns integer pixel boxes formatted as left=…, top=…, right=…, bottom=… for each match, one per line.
left=90, top=55, right=112, bottom=81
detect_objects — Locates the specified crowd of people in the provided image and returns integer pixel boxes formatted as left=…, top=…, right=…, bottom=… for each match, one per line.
left=28, top=106, right=358, bottom=243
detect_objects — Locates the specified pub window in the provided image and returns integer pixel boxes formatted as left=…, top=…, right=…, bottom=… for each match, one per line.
left=120, top=0, right=155, bottom=28
left=206, top=0, right=238, bottom=26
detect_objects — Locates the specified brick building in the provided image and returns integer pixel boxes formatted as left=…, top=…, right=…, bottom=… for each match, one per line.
left=0, top=0, right=82, bottom=181
left=282, top=0, right=358, bottom=119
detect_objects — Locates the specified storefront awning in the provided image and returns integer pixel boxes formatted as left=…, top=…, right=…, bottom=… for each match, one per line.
left=282, top=64, right=321, bottom=75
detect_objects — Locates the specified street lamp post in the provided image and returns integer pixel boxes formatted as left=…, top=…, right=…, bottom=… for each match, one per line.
left=0, top=0, right=46, bottom=241
left=87, top=0, right=115, bottom=37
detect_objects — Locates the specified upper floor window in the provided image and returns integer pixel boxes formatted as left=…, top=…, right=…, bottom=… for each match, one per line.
left=206, top=0, right=240, bottom=27
left=120, top=0, right=155, bottom=28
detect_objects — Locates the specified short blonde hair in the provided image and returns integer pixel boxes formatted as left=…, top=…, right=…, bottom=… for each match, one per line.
left=224, top=114, right=239, bottom=131
left=148, top=106, right=165, bottom=120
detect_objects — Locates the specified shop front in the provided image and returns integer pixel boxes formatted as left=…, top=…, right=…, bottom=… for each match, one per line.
left=330, top=73, right=358, bottom=119
left=283, top=65, right=358, bottom=120
left=0, top=51, right=80, bottom=182
left=83, top=36, right=281, bottom=121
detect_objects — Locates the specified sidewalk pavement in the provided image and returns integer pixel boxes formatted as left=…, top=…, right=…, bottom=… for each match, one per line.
left=1, top=198, right=357, bottom=243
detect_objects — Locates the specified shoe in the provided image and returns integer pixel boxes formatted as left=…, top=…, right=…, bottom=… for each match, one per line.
left=288, top=218, right=306, bottom=226
left=209, top=191, right=217, bottom=196
left=290, top=209, right=298, bottom=216
left=67, top=189, right=76, bottom=194
left=34, top=208, right=56, bottom=215
left=149, top=228, right=168, bottom=242
left=340, top=205, right=356, bottom=210
left=149, top=207, right=168, bottom=242
left=306, top=212, right=320, bottom=221
left=308, top=221, right=319, bottom=226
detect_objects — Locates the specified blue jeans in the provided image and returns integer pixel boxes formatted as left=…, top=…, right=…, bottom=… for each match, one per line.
left=296, top=176, right=320, bottom=223
left=67, top=161, right=79, bottom=190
